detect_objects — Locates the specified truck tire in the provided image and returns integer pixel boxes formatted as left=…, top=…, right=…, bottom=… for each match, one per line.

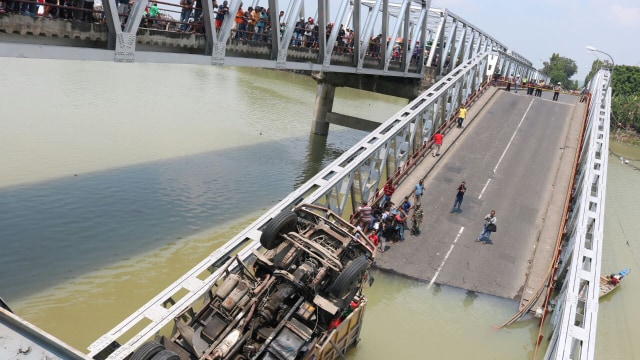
left=329, top=256, right=369, bottom=298
left=150, top=349, right=180, bottom=360
left=130, top=341, right=164, bottom=360
left=260, top=210, right=298, bottom=250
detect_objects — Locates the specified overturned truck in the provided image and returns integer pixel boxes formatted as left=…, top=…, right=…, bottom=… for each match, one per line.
left=129, top=203, right=376, bottom=360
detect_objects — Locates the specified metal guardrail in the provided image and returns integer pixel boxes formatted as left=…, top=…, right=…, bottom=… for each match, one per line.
left=87, top=49, right=537, bottom=359
left=542, top=69, right=611, bottom=360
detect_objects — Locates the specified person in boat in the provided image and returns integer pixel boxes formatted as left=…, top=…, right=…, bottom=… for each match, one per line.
left=609, top=274, right=620, bottom=285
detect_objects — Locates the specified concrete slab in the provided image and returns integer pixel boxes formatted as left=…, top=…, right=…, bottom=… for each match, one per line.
left=373, top=89, right=585, bottom=302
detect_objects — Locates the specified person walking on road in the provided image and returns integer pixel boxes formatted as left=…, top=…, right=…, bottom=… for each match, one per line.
left=553, top=82, right=562, bottom=101
left=457, top=106, right=467, bottom=128
left=477, top=210, right=497, bottom=244
left=432, top=131, right=443, bottom=157
left=414, top=179, right=424, bottom=204
left=450, top=181, right=466, bottom=213
left=410, top=204, right=424, bottom=235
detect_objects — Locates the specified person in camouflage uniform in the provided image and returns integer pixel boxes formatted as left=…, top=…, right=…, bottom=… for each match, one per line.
left=410, top=204, right=424, bottom=235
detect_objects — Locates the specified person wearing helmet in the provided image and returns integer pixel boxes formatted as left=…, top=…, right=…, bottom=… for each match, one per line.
left=304, top=17, right=314, bottom=47
left=553, top=82, right=562, bottom=101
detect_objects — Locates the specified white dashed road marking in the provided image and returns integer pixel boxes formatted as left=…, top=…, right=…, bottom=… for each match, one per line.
left=428, top=226, right=464, bottom=289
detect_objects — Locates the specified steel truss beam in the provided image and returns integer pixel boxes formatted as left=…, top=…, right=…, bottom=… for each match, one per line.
left=544, top=69, right=610, bottom=360
left=0, top=1, right=535, bottom=79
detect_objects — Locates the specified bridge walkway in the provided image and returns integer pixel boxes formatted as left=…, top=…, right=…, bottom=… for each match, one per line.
left=375, top=87, right=584, bottom=303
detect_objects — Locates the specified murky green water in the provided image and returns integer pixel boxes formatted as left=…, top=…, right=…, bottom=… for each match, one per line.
left=1, top=58, right=638, bottom=359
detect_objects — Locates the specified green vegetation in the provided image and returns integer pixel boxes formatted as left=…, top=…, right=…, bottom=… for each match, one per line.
left=583, top=63, right=640, bottom=141
left=540, top=53, right=578, bottom=90
left=608, top=66, right=640, bottom=135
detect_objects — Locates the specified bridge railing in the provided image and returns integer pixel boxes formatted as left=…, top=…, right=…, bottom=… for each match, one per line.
left=0, top=1, right=542, bottom=81
left=542, top=69, right=610, bottom=360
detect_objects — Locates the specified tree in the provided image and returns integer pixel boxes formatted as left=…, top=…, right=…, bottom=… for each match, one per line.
left=588, top=64, right=640, bottom=133
left=611, top=94, right=640, bottom=131
left=541, top=53, right=578, bottom=89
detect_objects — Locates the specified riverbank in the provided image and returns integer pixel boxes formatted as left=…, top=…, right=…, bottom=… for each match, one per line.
left=611, top=129, right=640, bottom=148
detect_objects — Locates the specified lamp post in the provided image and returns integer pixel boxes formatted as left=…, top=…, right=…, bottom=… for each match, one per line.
left=586, top=46, right=615, bottom=87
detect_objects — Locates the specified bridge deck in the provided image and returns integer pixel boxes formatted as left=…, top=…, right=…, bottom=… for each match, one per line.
left=375, top=87, right=583, bottom=301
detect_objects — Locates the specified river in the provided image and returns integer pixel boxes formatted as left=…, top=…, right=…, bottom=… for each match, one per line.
left=0, top=58, right=638, bottom=359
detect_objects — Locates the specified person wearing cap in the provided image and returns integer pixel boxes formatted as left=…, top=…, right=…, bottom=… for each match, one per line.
left=293, top=17, right=305, bottom=46
left=553, top=82, right=562, bottom=101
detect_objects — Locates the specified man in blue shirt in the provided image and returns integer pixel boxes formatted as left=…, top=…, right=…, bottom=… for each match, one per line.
left=414, top=179, right=424, bottom=204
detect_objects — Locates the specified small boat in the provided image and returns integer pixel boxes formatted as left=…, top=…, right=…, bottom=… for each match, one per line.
left=600, top=268, right=630, bottom=298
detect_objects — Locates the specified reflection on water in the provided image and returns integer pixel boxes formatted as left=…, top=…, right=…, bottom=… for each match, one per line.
left=0, top=139, right=364, bottom=300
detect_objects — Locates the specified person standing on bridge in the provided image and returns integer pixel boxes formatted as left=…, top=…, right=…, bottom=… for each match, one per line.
left=457, top=105, right=467, bottom=128
left=477, top=210, right=497, bottom=244
left=535, top=81, right=543, bottom=97
left=414, top=179, right=424, bottom=204
left=432, top=131, right=443, bottom=157
left=178, top=0, right=193, bottom=32
left=215, top=1, right=229, bottom=35
left=553, top=82, right=562, bottom=101
left=410, top=204, right=424, bottom=236
left=449, top=181, right=466, bottom=213
left=381, top=179, right=395, bottom=209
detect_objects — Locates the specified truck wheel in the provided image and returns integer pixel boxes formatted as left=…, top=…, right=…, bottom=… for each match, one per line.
left=260, top=210, right=298, bottom=250
left=130, top=341, right=164, bottom=360
left=329, top=256, right=369, bottom=298
left=150, top=349, right=180, bottom=360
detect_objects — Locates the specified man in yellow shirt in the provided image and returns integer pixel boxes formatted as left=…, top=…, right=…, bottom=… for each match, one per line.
left=457, top=105, right=467, bottom=128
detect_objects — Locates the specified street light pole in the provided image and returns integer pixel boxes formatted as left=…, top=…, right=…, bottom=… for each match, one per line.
left=586, top=45, right=615, bottom=87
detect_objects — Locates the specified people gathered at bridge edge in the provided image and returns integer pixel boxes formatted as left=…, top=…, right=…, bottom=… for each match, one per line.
left=0, top=1, right=441, bottom=65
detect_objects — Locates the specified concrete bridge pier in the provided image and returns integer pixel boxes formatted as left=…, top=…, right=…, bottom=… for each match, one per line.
left=312, top=81, right=336, bottom=136
left=310, top=71, right=424, bottom=136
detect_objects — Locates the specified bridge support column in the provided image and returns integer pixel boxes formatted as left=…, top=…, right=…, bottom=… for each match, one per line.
left=312, top=81, right=335, bottom=136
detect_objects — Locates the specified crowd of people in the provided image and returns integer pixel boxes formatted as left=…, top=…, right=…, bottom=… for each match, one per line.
left=0, top=0, right=434, bottom=64
left=0, top=0, right=98, bottom=21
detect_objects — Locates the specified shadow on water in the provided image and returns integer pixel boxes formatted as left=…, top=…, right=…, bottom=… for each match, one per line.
left=0, top=131, right=362, bottom=302
left=294, top=133, right=353, bottom=188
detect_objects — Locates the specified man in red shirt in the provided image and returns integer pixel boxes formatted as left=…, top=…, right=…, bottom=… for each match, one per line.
left=368, top=230, right=379, bottom=248
left=432, top=131, right=443, bottom=157
left=381, top=179, right=395, bottom=209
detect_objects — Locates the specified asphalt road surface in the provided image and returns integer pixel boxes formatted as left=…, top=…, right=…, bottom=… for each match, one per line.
left=375, top=90, right=578, bottom=299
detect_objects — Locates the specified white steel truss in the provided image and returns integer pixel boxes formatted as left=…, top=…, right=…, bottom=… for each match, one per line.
left=0, top=1, right=538, bottom=80
left=543, top=69, right=610, bottom=360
